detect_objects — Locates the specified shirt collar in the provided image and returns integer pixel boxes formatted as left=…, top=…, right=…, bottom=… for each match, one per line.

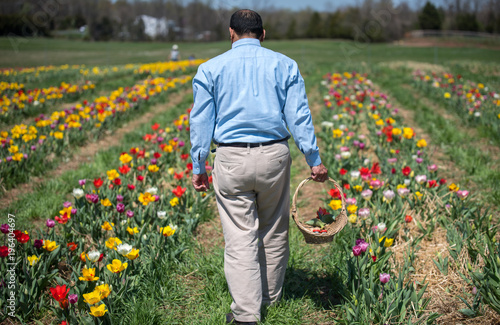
left=232, top=38, right=261, bottom=49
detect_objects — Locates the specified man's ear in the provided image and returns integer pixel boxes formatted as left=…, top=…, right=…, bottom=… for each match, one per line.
left=260, top=29, right=266, bottom=42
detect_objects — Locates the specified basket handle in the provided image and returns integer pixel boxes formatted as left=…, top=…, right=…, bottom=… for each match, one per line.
left=291, top=177, right=347, bottom=217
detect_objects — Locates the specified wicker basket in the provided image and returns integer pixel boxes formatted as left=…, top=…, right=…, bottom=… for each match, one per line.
left=291, top=177, right=348, bottom=244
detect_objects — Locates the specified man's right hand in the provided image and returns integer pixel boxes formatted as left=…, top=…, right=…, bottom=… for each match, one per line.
left=192, top=173, right=210, bottom=192
left=310, top=163, right=328, bottom=182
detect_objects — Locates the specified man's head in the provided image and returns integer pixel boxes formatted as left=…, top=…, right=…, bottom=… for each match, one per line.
left=229, top=9, right=265, bottom=42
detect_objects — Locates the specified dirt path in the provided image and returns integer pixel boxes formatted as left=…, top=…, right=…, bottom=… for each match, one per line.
left=0, top=88, right=191, bottom=210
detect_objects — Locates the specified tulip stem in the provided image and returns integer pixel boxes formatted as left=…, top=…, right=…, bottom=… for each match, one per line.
left=357, top=256, right=361, bottom=289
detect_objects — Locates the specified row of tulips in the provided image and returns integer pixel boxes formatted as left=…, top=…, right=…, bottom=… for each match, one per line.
left=0, top=108, right=213, bottom=323
left=1, top=60, right=206, bottom=88
left=412, top=70, right=500, bottom=141
left=316, top=72, right=483, bottom=323
left=0, top=81, right=96, bottom=121
left=0, top=60, right=205, bottom=125
left=0, top=69, right=196, bottom=191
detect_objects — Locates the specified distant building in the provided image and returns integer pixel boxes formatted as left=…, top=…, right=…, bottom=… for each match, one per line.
left=134, top=15, right=178, bottom=40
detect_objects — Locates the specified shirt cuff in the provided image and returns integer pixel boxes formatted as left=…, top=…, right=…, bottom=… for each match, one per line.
left=305, top=151, right=322, bottom=167
left=192, top=160, right=206, bottom=175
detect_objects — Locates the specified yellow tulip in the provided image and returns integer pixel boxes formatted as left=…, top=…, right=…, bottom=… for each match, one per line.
left=27, top=255, right=39, bottom=266
left=347, top=205, right=357, bottom=214
left=416, top=139, right=427, bottom=148
left=95, top=284, right=111, bottom=299
left=119, top=153, right=133, bottom=164
left=170, top=197, right=179, bottom=207
left=101, top=221, right=114, bottom=231
left=101, top=198, right=112, bottom=207
left=79, top=267, right=99, bottom=281
left=42, top=240, right=59, bottom=252
left=105, top=237, right=122, bottom=250
left=125, top=248, right=140, bottom=260
left=107, top=259, right=128, bottom=273
left=90, top=304, right=108, bottom=317
left=329, top=199, right=342, bottom=211
left=148, top=164, right=159, bottom=173
left=127, top=226, right=139, bottom=235
left=83, top=290, right=102, bottom=305
left=160, top=225, right=177, bottom=237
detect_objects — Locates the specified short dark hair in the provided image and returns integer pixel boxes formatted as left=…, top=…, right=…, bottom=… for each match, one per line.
left=229, top=9, right=263, bottom=38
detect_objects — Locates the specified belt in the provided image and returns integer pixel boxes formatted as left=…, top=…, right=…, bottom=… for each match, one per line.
left=217, top=137, right=289, bottom=148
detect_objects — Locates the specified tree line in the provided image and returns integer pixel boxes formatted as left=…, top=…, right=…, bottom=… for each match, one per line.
left=0, top=0, right=499, bottom=42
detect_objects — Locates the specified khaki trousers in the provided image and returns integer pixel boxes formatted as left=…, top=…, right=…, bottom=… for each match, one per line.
left=213, top=141, right=291, bottom=323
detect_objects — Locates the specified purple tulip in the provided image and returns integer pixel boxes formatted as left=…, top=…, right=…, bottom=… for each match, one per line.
left=34, top=239, right=43, bottom=249
left=6, top=157, right=12, bottom=162
left=31, top=145, right=36, bottom=151
left=0, top=224, right=9, bottom=234
left=387, top=158, right=397, bottom=164
left=358, top=208, right=370, bottom=218
left=178, top=140, right=185, bottom=147
left=380, top=273, right=391, bottom=284
left=352, top=245, right=362, bottom=257
left=359, top=241, right=369, bottom=252
left=416, top=158, right=423, bottom=164
left=126, top=210, right=134, bottom=218
left=71, top=208, right=77, bottom=215
left=89, top=194, right=99, bottom=204
left=173, top=137, right=179, bottom=142
left=359, top=143, right=365, bottom=150
left=46, top=219, right=55, bottom=228
left=63, top=201, right=72, bottom=208
left=345, top=198, right=357, bottom=206
left=157, top=136, right=164, bottom=143
left=79, top=179, right=86, bottom=186
left=355, top=239, right=366, bottom=246
left=150, top=158, right=157, bottom=165
left=116, top=203, right=125, bottom=213
left=427, top=164, right=438, bottom=172
left=116, top=195, right=124, bottom=202
left=68, top=294, right=78, bottom=304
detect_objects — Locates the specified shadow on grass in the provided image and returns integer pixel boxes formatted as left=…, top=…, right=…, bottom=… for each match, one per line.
left=283, top=267, right=345, bottom=309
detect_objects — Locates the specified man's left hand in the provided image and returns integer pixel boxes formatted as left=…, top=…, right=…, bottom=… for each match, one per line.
left=192, top=173, right=210, bottom=192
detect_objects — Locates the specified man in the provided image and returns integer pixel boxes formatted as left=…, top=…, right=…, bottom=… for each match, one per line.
left=189, top=9, right=328, bottom=325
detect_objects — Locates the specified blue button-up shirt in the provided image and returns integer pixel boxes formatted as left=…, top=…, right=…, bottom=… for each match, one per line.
left=189, top=38, right=321, bottom=174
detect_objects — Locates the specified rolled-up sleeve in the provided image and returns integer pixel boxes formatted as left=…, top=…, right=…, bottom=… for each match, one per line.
left=190, top=66, right=216, bottom=174
left=283, top=63, right=322, bottom=167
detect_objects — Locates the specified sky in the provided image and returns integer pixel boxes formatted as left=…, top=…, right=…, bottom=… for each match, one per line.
left=212, top=0, right=431, bottom=12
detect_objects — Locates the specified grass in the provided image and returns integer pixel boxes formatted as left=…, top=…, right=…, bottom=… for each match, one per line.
left=1, top=37, right=500, bottom=70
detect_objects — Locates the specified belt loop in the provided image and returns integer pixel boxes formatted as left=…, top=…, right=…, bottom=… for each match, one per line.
left=259, top=142, right=263, bottom=153
left=247, top=143, right=250, bottom=154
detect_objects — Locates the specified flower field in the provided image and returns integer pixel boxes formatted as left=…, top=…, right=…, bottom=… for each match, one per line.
left=1, top=107, right=214, bottom=323
left=0, top=39, right=499, bottom=324
left=0, top=60, right=205, bottom=191
left=411, top=70, right=500, bottom=142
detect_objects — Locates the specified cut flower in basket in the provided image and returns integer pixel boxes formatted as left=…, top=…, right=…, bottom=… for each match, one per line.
left=305, top=207, right=336, bottom=229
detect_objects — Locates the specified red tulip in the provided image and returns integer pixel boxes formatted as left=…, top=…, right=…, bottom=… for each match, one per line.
left=402, top=166, right=411, bottom=176
left=405, top=215, right=413, bottom=223
left=93, top=178, right=103, bottom=189
left=172, top=186, right=186, bottom=198
left=50, top=284, right=70, bottom=302
left=0, top=246, right=9, bottom=258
